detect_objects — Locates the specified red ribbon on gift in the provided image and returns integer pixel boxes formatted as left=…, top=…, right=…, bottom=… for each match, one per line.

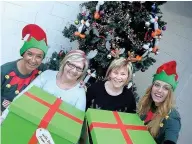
left=24, top=92, right=83, bottom=144
left=89, top=111, right=148, bottom=144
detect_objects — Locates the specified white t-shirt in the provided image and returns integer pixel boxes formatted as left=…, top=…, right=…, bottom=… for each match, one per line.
left=1, top=70, right=86, bottom=120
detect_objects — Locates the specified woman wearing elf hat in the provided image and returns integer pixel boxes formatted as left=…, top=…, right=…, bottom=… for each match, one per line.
left=2, top=50, right=88, bottom=114
left=1, top=24, right=48, bottom=113
left=137, top=61, right=181, bottom=144
left=1, top=50, right=89, bottom=143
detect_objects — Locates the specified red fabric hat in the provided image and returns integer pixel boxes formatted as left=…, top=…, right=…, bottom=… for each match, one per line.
left=156, top=60, right=178, bottom=81
left=22, top=24, right=47, bottom=45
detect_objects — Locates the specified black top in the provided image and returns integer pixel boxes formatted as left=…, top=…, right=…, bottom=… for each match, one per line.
left=86, top=81, right=136, bottom=144
left=86, top=80, right=136, bottom=113
left=1, top=59, right=47, bottom=111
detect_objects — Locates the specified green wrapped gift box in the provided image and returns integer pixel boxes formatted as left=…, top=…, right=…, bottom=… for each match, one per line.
left=1, top=86, right=85, bottom=144
left=86, top=108, right=156, bottom=144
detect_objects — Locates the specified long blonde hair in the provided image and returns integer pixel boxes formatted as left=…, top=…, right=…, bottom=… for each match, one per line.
left=137, top=85, right=175, bottom=137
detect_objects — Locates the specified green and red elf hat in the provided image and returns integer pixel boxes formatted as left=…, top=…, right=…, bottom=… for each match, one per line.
left=20, top=24, right=48, bottom=58
left=153, top=61, right=178, bottom=91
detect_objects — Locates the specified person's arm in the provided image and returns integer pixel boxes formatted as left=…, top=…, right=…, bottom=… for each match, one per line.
left=13, top=70, right=49, bottom=101
left=163, top=114, right=181, bottom=144
left=1, top=70, right=49, bottom=121
left=75, top=91, right=86, bottom=112
left=1, top=64, right=10, bottom=111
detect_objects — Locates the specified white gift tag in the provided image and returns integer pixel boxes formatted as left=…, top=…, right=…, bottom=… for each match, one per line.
left=36, top=128, right=55, bottom=144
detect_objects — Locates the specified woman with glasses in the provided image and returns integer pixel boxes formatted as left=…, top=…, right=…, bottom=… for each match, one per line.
left=137, top=61, right=181, bottom=144
left=2, top=50, right=89, bottom=114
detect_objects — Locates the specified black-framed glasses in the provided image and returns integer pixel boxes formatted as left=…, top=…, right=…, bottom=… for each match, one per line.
left=66, top=61, right=84, bottom=72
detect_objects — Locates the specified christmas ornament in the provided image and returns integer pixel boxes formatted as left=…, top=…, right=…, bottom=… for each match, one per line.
left=151, top=29, right=162, bottom=38
left=150, top=15, right=159, bottom=31
left=99, top=10, right=105, bottom=16
left=162, top=25, right=166, bottom=31
left=127, top=82, right=133, bottom=89
left=81, top=6, right=87, bottom=16
left=151, top=3, right=156, bottom=12
left=107, top=54, right=112, bottom=59
left=134, top=43, right=151, bottom=61
left=125, top=13, right=130, bottom=19
left=84, top=69, right=96, bottom=83
left=110, top=48, right=125, bottom=58
left=152, top=38, right=160, bottom=54
left=94, top=1, right=105, bottom=20
left=127, top=51, right=142, bottom=62
left=94, top=12, right=100, bottom=19
left=141, top=68, right=145, bottom=72
left=87, top=49, right=98, bottom=59
left=145, top=21, right=150, bottom=27
left=74, top=20, right=90, bottom=38
left=58, top=50, right=64, bottom=57
left=74, top=20, right=79, bottom=25
left=105, top=41, right=111, bottom=51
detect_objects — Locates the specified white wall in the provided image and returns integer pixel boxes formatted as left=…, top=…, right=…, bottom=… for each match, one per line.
left=1, top=1, right=192, bottom=143
left=0, top=1, right=84, bottom=65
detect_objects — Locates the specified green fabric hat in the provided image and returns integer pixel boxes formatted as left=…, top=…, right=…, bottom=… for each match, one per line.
left=153, top=61, right=178, bottom=90
left=20, top=37, right=48, bottom=58
left=20, top=24, right=48, bottom=58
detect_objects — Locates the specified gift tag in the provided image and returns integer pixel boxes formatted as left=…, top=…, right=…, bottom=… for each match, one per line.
left=36, top=128, right=55, bottom=144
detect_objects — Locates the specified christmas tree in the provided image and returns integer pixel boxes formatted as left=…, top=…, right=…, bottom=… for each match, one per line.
left=46, top=1, right=167, bottom=101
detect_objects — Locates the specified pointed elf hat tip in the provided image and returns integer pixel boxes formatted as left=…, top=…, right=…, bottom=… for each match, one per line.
left=153, top=60, right=178, bottom=90
left=22, top=24, right=47, bottom=45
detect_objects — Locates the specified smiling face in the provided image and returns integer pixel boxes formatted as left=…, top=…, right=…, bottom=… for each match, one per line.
left=22, top=48, right=44, bottom=72
left=151, top=80, right=172, bottom=105
left=108, top=66, right=128, bottom=89
left=62, top=61, right=84, bottom=82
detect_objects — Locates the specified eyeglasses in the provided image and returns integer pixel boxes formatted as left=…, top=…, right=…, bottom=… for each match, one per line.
left=66, top=61, right=84, bottom=72
left=153, top=82, right=172, bottom=91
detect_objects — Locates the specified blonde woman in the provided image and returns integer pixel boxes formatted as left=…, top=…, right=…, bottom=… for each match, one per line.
left=86, top=57, right=136, bottom=113
left=137, top=61, right=181, bottom=144
left=2, top=50, right=89, bottom=119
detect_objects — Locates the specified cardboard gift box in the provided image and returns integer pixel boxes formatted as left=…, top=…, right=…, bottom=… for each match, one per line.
left=1, top=86, right=85, bottom=144
left=86, top=108, right=156, bottom=144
